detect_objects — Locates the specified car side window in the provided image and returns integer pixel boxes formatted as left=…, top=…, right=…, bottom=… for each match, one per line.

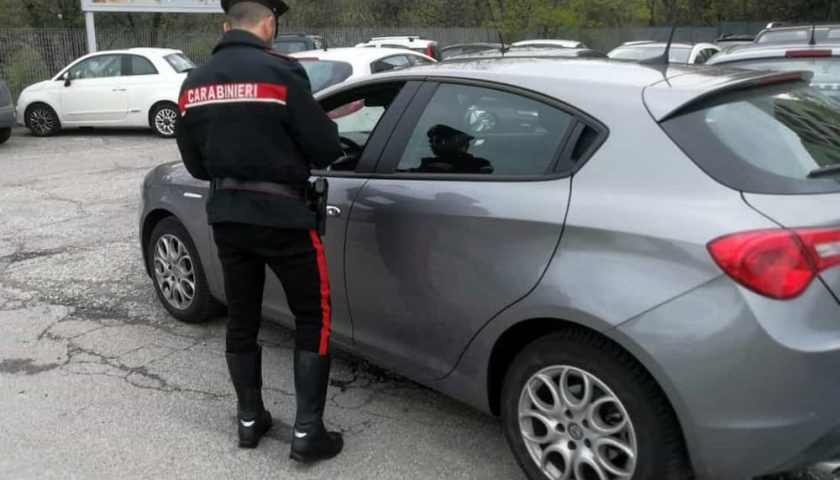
left=394, top=84, right=574, bottom=176
left=411, top=55, right=435, bottom=66
left=68, top=55, right=123, bottom=80
left=372, top=55, right=412, bottom=74
left=320, top=82, right=408, bottom=172
left=128, top=55, right=158, bottom=76
left=695, top=49, right=717, bottom=64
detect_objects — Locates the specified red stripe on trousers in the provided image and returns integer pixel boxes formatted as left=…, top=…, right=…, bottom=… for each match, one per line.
left=309, top=230, right=331, bottom=356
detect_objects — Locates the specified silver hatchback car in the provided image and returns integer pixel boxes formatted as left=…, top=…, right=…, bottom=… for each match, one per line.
left=140, top=58, right=840, bottom=480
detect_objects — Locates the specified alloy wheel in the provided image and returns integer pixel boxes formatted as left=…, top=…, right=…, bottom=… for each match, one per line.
left=518, top=365, right=637, bottom=480
left=29, top=107, right=55, bottom=136
left=153, top=234, right=196, bottom=310
left=154, top=107, right=177, bottom=136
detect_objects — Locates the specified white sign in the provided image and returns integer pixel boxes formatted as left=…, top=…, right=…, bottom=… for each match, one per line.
left=81, top=0, right=222, bottom=13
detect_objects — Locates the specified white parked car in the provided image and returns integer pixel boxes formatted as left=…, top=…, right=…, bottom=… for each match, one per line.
left=355, top=36, right=441, bottom=60
left=512, top=39, right=588, bottom=49
left=16, top=48, right=194, bottom=138
left=292, top=47, right=436, bottom=93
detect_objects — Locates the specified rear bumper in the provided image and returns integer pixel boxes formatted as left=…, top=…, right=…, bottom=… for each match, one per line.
left=617, top=275, right=840, bottom=479
left=0, top=105, right=14, bottom=128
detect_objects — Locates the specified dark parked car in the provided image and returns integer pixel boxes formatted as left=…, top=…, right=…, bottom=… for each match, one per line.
left=141, top=57, right=840, bottom=480
left=272, top=33, right=326, bottom=54
left=0, top=76, right=13, bottom=144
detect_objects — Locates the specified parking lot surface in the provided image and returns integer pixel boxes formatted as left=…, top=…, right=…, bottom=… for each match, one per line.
left=0, top=128, right=834, bottom=480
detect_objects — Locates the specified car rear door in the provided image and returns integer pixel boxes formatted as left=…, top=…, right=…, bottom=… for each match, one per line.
left=259, top=80, right=422, bottom=346
left=343, top=81, right=581, bottom=380
left=121, top=55, right=161, bottom=126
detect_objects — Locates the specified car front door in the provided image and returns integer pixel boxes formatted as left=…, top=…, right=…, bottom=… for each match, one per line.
left=344, top=81, right=588, bottom=380
left=258, top=80, right=422, bottom=347
left=60, top=54, right=128, bottom=123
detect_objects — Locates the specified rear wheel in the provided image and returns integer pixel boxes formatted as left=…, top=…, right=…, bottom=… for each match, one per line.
left=501, top=330, right=691, bottom=480
left=25, top=103, right=61, bottom=137
left=147, top=217, right=223, bottom=323
left=0, top=127, right=11, bottom=144
left=150, top=102, right=178, bottom=138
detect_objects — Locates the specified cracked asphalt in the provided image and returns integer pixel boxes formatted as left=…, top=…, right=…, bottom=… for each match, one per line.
left=0, top=127, right=836, bottom=480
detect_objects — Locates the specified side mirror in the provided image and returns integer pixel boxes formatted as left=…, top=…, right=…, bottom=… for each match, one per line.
left=63, top=73, right=71, bottom=87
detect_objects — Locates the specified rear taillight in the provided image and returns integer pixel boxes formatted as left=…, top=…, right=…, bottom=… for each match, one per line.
left=425, top=45, right=436, bottom=58
left=785, top=49, right=833, bottom=58
left=708, top=228, right=840, bottom=299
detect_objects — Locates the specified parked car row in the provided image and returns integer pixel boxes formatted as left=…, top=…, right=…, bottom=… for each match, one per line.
left=6, top=24, right=840, bottom=143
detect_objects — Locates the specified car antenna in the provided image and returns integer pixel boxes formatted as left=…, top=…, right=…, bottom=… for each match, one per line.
left=809, top=23, right=817, bottom=46
left=641, top=22, right=678, bottom=65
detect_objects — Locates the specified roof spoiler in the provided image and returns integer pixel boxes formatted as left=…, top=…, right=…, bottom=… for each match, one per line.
left=651, top=70, right=812, bottom=122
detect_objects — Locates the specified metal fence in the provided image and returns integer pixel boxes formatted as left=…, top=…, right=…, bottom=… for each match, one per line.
left=0, top=23, right=766, bottom=102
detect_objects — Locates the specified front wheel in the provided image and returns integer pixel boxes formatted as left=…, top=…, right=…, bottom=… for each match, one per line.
left=26, top=104, right=61, bottom=137
left=150, top=102, right=178, bottom=138
left=501, top=330, right=691, bottom=480
left=147, top=217, right=223, bottom=323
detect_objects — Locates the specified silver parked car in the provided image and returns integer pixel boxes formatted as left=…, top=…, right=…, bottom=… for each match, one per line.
left=140, top=58, right=840, bottom=480
left=0, top=75, right=14, bottom=144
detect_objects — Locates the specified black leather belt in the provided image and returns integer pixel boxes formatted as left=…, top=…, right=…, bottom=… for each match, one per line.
left=216, top=178, right=305, bottom=199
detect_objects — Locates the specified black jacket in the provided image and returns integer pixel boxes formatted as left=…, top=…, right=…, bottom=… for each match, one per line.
left=175, top=30, right=341, bottom=229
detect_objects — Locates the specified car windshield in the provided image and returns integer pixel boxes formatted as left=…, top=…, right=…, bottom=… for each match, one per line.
left=610, top=46, right=692, bottom=63
left=663, top=83, right=840, bottom=193
left=164, top=54, right=195, bottom=73
left=298, top=60, right=353, bottom=93
left=725, top=58, right=840, bottom=101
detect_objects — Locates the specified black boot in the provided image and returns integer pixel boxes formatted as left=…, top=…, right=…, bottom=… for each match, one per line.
left=289, top=351, right=343, bottom=463
left=226, top=347, right=273, bottom=448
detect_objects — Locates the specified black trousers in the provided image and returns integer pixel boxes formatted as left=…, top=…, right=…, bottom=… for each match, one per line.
left=212, top=222, right=331, bottom=356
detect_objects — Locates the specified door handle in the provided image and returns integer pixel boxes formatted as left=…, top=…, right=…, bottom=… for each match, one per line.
left=112, top=88, right=127, bottom=92
left=326, top=205, right=342, bottom=217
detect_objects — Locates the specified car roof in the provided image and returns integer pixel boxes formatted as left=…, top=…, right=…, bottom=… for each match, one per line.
left=441, top=42, right=505, bottom=50
left=756, top=24, right=840, bottom=42
left=614, top=42, right=696, bottom=49
left=320, top=56, right=801, bottom=121
left=292, top=47, right=431, bottom=62
left=125, top=48, right=183, bottom=56
left=445, top=46, right=606, bottom=61
left=708, top=43, right=840, bottom=64
left=513, top=39, right=585, bottom=48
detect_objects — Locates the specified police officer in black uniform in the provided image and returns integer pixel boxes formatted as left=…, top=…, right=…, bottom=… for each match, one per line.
left=175, top=0, right=344, bottom=463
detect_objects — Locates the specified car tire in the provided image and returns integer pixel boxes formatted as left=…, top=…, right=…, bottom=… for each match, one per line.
left=147, top=216, right=223, bottom=324
left=150, top=102, right=178, bottom=138
left=501, top=330, right=691, bottom=480
left=25, top=103, right=61, bottom=137
left=0, top=127, right=11, bottom=144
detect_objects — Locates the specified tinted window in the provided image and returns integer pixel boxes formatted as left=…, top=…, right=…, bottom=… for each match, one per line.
left=129, top=55, right=158, bottom=75
left=724, top=58, right=840, bottom=102
left=164, top=54, right=195, bottom=73
left=299, top=60, right=353, bottom=92
left=663, top=83, right=840, bottom=193
left=372, top=55, right=412, bottom=73
left=610, top=46, right=692, bottom=63
left=694, top=48, right=718, bottom=64
left=68, top=55, right=122, bottom=79
left=395, top=84, right=574, bottom=176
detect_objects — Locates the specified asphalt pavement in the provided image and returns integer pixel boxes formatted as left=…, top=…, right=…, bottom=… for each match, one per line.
left=0, top=127, right=835, bottom=480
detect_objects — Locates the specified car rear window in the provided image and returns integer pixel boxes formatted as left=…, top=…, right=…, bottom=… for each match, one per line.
left=298, top=60, right=353, bottom=93
left=662, top=82, right=840, bottom=194
left=164, top=53, right=195, bottom=73
left=721, top=58, right=840, bottom=101
left=610, top=46, right=692, bottom=63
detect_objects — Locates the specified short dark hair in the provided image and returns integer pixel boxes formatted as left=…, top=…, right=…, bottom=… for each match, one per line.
left=227, top=1, right=273, bottom=28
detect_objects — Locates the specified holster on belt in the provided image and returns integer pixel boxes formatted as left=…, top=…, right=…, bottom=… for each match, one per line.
left=306, top=177, right=329, bottom=237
